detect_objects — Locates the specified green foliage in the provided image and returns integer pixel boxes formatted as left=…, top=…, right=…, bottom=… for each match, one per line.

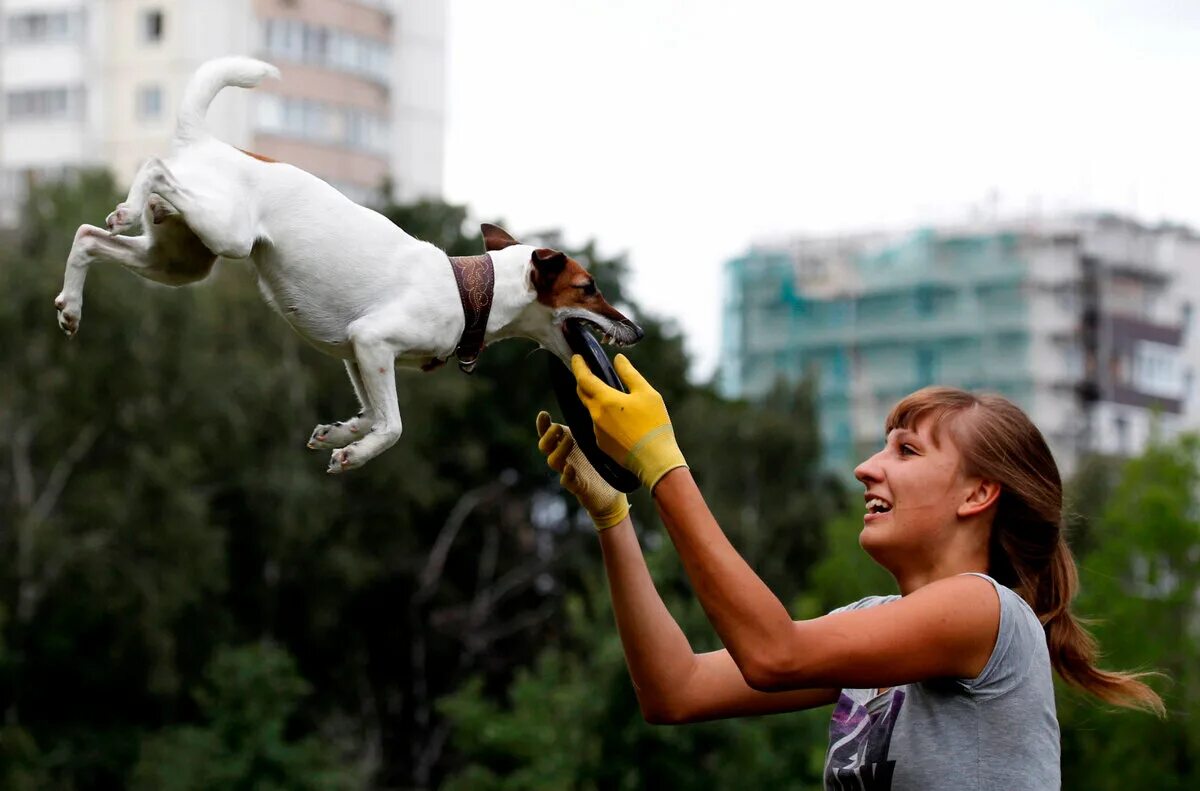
left=131, top=643, right=357, bottom=791
left=1058, top=438, right=1200, bottom=789
left=797, top=511, right=896, bottom=619
left=676, top=379, right=846, bottom=597
left=440, top=569, right=831, bottom=791
left=1062, top=452, right=1127, bottom=557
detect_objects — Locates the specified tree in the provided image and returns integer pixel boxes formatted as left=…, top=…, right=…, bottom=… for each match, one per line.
left=440, top=560, right=835, bottom=791
left=1058, top=438, right=1199, bottom=789
left=131, top=643, right=357, bottom=791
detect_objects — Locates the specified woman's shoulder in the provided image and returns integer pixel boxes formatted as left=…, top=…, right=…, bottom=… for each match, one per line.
left=957, top=572, right=1043, bottom=630
left=954, top=573, right=1050, bottom=694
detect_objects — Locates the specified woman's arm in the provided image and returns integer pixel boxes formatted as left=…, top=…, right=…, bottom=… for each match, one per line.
left=652, top=468, right=999, bottom=692
left=571, top=356, right=1000, bottom=693
left=598, top=515, right=839, bottom=723
left=536, top=411, right=836, bottom=722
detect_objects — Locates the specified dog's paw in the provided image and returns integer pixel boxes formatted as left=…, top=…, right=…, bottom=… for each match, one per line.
left=54, top=292, right=81, bottom=337
left=307, top=421, right=344, bottom=450
left=105, top=204, right=136, bottom=234
left=327, top=446, right=361, bottom=474
left=307, top=415, right=373, bottom=449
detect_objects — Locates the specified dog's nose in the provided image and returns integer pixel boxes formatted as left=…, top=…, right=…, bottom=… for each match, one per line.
left=628, top=322, right=645, bottom=343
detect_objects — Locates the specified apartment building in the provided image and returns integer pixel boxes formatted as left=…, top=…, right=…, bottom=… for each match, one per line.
left=0, top=0, right=445, bottom=225
left=720, top=214, right=1200, bottom=477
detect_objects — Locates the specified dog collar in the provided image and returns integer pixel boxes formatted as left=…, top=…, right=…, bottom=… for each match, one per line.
left=447, top=253, right=495, bottom=373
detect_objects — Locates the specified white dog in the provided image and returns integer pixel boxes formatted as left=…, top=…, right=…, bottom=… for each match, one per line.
left=54, top=57, right=642, bottom=472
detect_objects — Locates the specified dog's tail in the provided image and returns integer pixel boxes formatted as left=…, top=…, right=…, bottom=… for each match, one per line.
left=175, top=56, right=280, bottom=143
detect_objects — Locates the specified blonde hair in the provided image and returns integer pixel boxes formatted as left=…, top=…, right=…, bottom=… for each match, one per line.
left=887, top=386, right=1165, bottom=716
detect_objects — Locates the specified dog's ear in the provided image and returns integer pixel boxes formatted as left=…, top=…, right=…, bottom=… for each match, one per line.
left=482, top=223, right=520, bottom=252
left=529, top=248, right=567, bottom=290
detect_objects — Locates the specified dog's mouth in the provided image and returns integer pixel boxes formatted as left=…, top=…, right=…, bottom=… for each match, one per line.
left=556, top=311, right=643, bottom=348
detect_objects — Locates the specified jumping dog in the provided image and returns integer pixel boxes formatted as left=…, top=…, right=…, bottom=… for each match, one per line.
left=54, top=56, right=642, bottom=472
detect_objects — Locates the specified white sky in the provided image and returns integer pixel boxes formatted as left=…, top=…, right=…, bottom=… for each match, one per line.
left=443, top=0, right=1200, bottom=382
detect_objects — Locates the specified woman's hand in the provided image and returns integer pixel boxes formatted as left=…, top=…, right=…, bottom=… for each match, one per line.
left=569, top=354, right=688, bottom=492
left=535, top=411, right=629, bottom=530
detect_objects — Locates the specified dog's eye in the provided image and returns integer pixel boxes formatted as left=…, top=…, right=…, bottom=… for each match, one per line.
left=576, top=282, right=597, bottom=296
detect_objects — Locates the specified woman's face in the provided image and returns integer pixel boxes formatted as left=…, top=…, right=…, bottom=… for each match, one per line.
left=853, top=417, right=972, bottom=569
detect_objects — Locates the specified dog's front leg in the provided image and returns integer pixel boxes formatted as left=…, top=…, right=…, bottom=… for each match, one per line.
left=308, top=360, right=376, bottom=449
left=327, top=321, right=402, bottom=473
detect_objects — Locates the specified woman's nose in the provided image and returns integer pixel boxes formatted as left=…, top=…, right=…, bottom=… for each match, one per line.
left=854, top=451, right=883, bottom=485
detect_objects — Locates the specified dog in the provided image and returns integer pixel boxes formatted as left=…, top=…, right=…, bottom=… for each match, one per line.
left=54, top=56, right=642, bottom=472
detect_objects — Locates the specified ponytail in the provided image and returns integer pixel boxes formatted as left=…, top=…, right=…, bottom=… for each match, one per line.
left=1038, top=539, right=1164, bottom=715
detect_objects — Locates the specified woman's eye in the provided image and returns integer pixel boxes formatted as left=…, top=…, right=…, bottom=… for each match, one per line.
left=899, top=444, right=917, bottom=456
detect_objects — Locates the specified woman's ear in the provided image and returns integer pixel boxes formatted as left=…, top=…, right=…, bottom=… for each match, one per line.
left=958, top=478, right=1001, bottom=519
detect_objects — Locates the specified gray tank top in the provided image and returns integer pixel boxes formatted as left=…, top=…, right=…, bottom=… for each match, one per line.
left=823, top=573, right=1061, bottom=790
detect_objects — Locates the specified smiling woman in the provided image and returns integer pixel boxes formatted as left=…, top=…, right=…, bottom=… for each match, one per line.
left=535, top=364, right=1165, bottom=791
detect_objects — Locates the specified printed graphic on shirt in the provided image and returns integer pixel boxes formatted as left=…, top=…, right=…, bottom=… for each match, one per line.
left=824, top=688, right=906, bottom=791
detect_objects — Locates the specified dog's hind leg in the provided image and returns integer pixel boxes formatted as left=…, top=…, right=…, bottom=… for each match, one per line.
left=307, top=360, right=377, bottom=450
left=55, top=223, right=217, bottom=336
left=142, top=157, right=256, bottom=259
left=55, top=226, right=156, bottom=336
left=326, top=318, right=403, bottom=473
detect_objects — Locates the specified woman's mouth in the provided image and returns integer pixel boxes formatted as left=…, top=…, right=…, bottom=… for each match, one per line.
left=864, top=496, right=892, bottom=523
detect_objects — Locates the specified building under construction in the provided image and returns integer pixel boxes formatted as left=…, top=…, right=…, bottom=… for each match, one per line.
left=720, top=214, right=1200, bottom=476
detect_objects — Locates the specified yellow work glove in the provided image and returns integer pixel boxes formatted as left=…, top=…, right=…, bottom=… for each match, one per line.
left=570, top=354, right=688, bottom=492
left=536, top=411, right=630, bottom=530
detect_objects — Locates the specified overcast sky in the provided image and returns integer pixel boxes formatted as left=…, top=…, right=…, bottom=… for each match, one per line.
left=443, top=0, right=1200, bottom=382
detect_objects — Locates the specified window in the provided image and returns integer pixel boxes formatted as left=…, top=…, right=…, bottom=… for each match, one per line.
left=1055, top=283, right=1077, bottom=312
left=261, top=18, right=391, bottom=81
left=136, top=84, right=163, bottom=120
left=1113, top=414, right=1128, bottom=455
left=255, top=93, right=389, bottom=153
left=6, top=86, right=86, bottom=122
left=7, top=9, right=86, bottom=44
left=1132, top=341, right=1182, bottom=398
left=142, top=9, right=164, bottom=43
left=1062, top=342, right=1083, bottom=379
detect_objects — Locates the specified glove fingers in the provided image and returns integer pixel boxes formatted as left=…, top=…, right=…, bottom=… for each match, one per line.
left=613, top=354, right=650, bottom=393
left=546, top=431, right=575, bottom=472
left=574, top=384, right=605, bottom=424
left=537, top=422, right=568, bottom=456
left=535, top=410, right=552, bottom=437
left=571, top=355, right=606, bottom=398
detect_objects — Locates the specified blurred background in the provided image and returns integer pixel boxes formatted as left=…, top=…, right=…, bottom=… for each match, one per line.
left=1, top=0, right=1197, bottom=788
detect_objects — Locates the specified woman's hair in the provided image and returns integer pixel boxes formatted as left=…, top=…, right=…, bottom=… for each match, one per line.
left=887, top=386, right=1165, bottom=716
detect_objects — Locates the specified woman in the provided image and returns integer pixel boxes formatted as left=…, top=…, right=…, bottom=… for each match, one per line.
left=535, top=354, right=1164, bottom=790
